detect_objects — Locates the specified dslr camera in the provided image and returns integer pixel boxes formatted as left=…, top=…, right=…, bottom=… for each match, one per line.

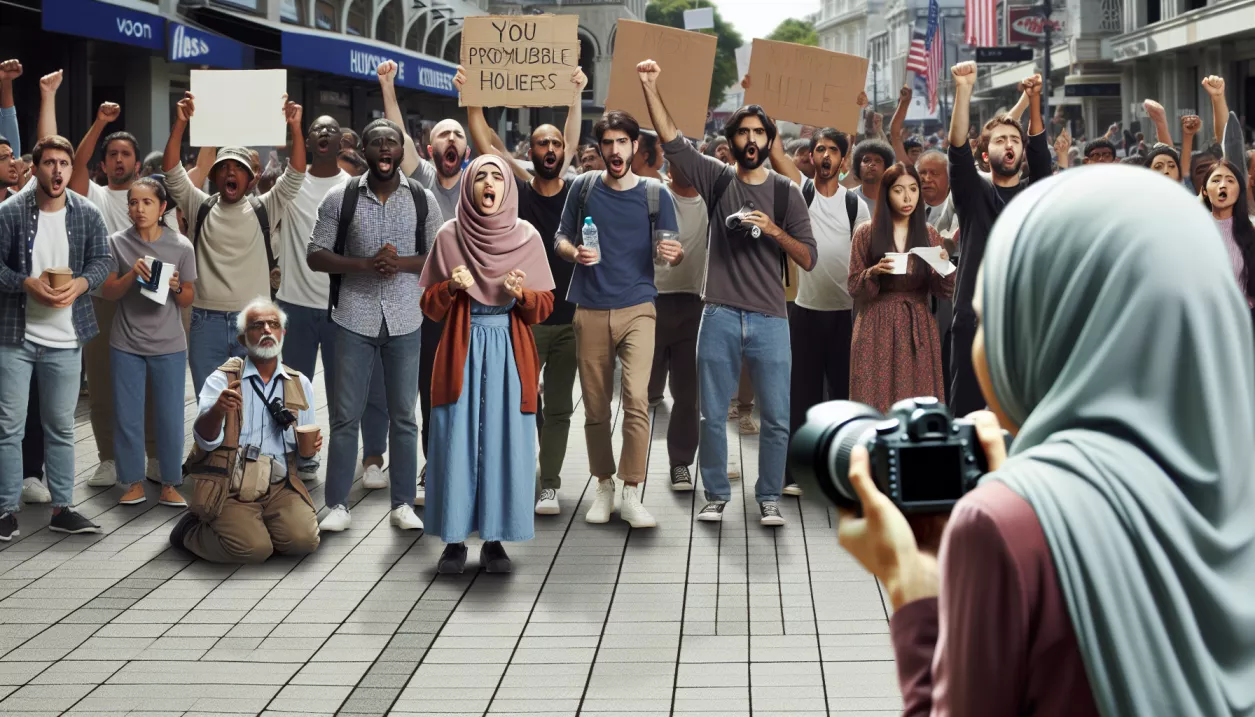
left=725, top=202, right=763, bottom=239
left=788, top=397, right=1008, bottom=514
left=264, top=397, right=298, bottom=430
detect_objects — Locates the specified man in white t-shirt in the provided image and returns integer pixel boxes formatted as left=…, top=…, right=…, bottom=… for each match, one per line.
left=70, top=102, right=177, bottom=489
left=276, top=115, right=388, bottom=487
left=789, top=128, right=870, bottom=493
left=648, top=158, right=708, bottom=493
left=0, top=135, right=114, bottom=540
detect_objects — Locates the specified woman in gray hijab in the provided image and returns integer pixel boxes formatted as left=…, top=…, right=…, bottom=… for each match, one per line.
left=837, top=165, right=1255, bottom=716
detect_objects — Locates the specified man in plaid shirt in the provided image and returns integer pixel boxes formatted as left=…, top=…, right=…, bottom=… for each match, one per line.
left=0, top=135, right=112, bottom=540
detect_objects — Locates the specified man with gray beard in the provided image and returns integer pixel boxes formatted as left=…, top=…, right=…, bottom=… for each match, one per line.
left=170, top=298, right=322, bottom=563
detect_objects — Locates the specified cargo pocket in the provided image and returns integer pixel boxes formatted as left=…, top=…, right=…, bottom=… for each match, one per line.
left=189, top=473, right=230, bottom=522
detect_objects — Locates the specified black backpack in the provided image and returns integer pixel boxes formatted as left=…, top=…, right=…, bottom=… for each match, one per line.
left=328, top=174, right=430, bottom=311
left=194, top=193, right=275, bottom=272
left=801, top=177, right=860, bottom=231
left=708, top=168, right=797, bottom=286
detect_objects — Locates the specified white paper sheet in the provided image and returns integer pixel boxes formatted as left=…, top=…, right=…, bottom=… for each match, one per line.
left=140, top=256, right=176, bottom=306
left=908, top=246, right=956, bottom=277
left=189, top=70, right=288, bottom=147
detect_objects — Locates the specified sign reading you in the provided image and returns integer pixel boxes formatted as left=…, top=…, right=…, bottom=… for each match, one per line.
left=604, top=19, right=717, bottom=138
left=743, top=39, right=868, bottom=136
left=460, top=15, right=580, bottom=108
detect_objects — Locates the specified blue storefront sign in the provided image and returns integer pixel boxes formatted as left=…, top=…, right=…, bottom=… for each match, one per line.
left=281, top=30, right=457, bottom=97
left=168, top=21, right=253, bottom=70
left=42, top=0, right=166, bottom=51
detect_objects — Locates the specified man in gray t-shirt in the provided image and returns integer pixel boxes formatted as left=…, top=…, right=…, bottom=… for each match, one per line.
left=638, top=59, right=816, bottom=528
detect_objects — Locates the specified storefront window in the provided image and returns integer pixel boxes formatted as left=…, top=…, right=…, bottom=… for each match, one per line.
left=346, top=0, right=367, bottom=36
left=315, top=0, right=336, bottom=30
left=281, top=0, right=302, bottom=24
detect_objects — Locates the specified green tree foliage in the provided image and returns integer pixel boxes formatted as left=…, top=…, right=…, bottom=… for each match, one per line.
left=645, top=0, right=744, bottom=110
left=767, top=18, right=818, bottom=46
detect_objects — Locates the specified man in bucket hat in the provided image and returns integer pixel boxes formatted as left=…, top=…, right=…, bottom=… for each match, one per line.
left=161, top=91, right=307, bottom=395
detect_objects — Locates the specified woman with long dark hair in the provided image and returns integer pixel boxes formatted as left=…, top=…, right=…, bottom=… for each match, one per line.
left=847, top=162, right=954, bottom=413
left=1201, top=160, right=1255, bottom=323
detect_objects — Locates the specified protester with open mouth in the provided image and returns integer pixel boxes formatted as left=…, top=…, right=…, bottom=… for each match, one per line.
left=0, top=134, right=113, bottom=541
left=458, top=64, right=587, bottom=517
left=848, top=162, right=954, bottom=413
left=161, top=90, right=308, bottom=397
left=276, top=115, right=389, bottom=490
left=945, top=63, right=1052, bottom=417
left=554, top=109, right=682, bottom=530
left=419, top=154, right=556, bottom=574
left=848, top=139, right=894, bottom=212
left=1202, top=160, right=1255, bottom=322
left=639, top=59, right=817, bottom=528
left=308, top=118, right=442, bottom=534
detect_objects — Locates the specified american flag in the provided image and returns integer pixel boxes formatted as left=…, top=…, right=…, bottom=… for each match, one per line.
left=965, top=0, right=996, bottom=46
left=906, top=25, right=944, bottom=113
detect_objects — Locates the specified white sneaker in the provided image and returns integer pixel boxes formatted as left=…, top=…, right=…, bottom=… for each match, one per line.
left=585, top=478, right=615, bottom=524
left=145, top=459, right=161, bottom=484
left=87, top=460, right=117, bottom=488
left=21, top=477, right=51, bottom=504
left=389, top=504, right=424, bottom=530
left=362, top=464, right=387, bottom=490
left=535, top=488, right=560, bottom=515
left=619, top=484, right=656, bottom=528
left=319, top=505, right=351, bottom=532
left=782, top=484, right=803, bottom=497
left=298, top=466, right=320, bottom=483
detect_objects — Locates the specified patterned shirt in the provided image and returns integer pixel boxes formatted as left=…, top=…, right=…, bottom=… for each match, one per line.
left=0, top=186, right=112, bottom=345
left=308, top=175, right=443, bottom=338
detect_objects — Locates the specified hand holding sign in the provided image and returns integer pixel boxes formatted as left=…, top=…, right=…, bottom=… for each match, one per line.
left=742, top=39, right=869, bottom=135
left=176, top=92, right=195, bottom=123
left=284, top=98, right=303, bottom=127
left=190, top=70, right=288, bottom=147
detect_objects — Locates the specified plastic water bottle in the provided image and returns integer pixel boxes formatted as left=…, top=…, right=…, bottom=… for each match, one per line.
left=581, top=217, right=601, bottom=265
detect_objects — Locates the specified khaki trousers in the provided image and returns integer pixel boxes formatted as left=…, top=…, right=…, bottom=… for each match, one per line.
left=85, top=297, right=158, bottom=462
left=573, top=303, right=655, bottom=486
left=183, top=482, right=320, bottom=564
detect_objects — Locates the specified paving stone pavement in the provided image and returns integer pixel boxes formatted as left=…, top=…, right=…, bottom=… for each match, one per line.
left=0, top=359, right=902, bottom=716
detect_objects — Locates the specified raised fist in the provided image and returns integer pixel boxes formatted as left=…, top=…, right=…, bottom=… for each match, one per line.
left=1019, top=73, right=1042, bottom=97
left=97, top=102, right=121, bottom=125
left=636, top=60, right=661, bottom=86
left=1202, top=75, right=1225, bottom=98
left=1181, top=115, right=1202, bottom=135
left=40, top=69, right=63, bottom=95
left=377, top=60, right=398, bottom=85
left=951, top=61, right=976, bottom=88
left=0, top=60, right=22, bottom=82
left=453, top=65, right=466, bottom=93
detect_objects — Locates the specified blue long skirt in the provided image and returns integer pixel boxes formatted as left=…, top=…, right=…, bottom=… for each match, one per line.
left=425, top=300, right=536, bottom=543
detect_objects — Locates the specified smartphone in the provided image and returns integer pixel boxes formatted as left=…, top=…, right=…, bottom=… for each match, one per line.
left=139, top=258, right=164, bottom=292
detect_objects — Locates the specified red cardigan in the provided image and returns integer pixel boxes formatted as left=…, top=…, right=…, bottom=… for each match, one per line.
left=420, top=282, right=554, bottom=413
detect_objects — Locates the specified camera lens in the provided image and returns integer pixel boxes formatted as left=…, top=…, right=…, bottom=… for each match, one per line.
left=787, top=401, right=884, bottom=510
left=725, top=214, right=742, bottom=231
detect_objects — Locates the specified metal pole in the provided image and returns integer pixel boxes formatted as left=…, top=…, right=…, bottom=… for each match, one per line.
left=1042, top=0, right=1052, bottom=134
left=873, top=61, right=880, bottom=110
left=939, top=14, right=949, bottom=134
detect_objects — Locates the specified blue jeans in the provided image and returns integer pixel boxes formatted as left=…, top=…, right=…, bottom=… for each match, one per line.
left=279, top=301, right=388, bottom=467
left=697, top=304, right=791, bottom=504
left=0, top=341, right=82, bottom=511
left=111, top=348, right=187, bottom=487
left=326, top=324, right=420, bottom=510
left=189, top=308, right=247, bottom=397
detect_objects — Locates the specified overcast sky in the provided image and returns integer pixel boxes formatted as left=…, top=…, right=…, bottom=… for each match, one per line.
left=710, top=0, right=822, bottom=42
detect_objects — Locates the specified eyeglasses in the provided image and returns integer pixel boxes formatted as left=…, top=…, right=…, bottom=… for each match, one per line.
left=247, top=320, right=283, bottom=332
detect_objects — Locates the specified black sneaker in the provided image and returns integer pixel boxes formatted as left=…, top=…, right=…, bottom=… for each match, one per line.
left=670, top=465, right=694, bottom=492
left=696, top=501, right=726, bottom=522
left=480, top=541, right=512, bottom=574
left=0, top=512, right=18, bottom=541
left=169, top=512, right=198, bottom=552
left=49, top=508, right=102, bottom=535
left=437, top=542, right=468, bottom=574
left=760, top=501, right=786, bottom=527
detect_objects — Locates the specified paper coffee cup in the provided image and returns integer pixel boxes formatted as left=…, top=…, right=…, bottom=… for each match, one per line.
left=47, top=267, right=73, bottom=289
left=296, top=425, right=321, bottom=458
left=886, top=253, right=909, bottom=275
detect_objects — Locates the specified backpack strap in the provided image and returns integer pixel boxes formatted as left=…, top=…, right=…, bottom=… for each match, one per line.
left=406, top=177, right=430, bottom=253
left=802, top=177, right=816, bottom=207
left=193, top=195, right=219, bottom=253
left=574, top=171, right=601, bottom=226
left=329, top=176, right=362, bottom=312
left=706, top=168, right=735, bottom=225
left=644, top=177, right=661, bottom=238
left=773, top=174, right=791, bottom=286
left=844, top=190, right=859, bottom=232
left=247, top=194, right=275, bottom=273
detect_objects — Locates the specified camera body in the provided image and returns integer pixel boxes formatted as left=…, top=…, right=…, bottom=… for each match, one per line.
left=788, top=397, right=1006, bottom=514
left=265, top=397, right=298, bottom=430
left=725, top=201, right=763, bottom=239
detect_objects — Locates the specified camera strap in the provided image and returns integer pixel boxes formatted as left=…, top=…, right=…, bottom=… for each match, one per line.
left=247, top=375, right=281, bottom=406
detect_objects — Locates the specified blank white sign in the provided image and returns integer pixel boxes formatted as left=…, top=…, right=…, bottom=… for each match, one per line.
left=189, top=70, right=288, bottom=147
left=683, top=7, right=714, bottom=30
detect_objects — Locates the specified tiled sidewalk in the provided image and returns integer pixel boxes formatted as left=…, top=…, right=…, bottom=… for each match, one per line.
left=0, top=365, right=901, bottom=716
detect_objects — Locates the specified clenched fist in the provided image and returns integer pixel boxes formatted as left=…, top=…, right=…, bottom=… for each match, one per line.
left=450, top=265, right=475, bottom=293
left=636, top=59, right=661, bottom=86
left=951, top=61, right=977, bottom=88
left=503, top=269, right=526, bottom=301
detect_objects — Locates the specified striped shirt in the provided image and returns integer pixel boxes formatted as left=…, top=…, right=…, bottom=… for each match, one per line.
left=1216, top=216, right=1255, bottom=308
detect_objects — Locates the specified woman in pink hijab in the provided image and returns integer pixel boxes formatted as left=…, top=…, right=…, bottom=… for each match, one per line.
left=419, top=155, right=555, bottom=575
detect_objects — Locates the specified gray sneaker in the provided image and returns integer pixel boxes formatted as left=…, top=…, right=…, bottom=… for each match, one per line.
left=759, top=501, right=785, bottom=527
left=49, top=508, right=102, bottom=535
left=697, top=501, right=727, bottom=522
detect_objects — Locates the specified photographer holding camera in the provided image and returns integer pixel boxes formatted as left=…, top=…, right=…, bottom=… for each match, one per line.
left=802, top=168, right=1255, bottom=715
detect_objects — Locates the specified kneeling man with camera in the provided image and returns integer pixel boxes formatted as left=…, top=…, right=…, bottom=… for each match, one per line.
left=170, top=298, right=322, bottom=563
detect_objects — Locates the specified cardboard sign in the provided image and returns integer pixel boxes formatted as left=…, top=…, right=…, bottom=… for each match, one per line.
left=189, top=69, right=288, bottom=147
left=743, top=39, right=868, bottom=135
left=604, top=19, right=716, bottom=138
left=460, top=15, right=580, bottom=108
